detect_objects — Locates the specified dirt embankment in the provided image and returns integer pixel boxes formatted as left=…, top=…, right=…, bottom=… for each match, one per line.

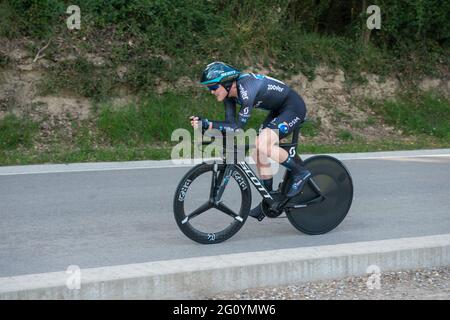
left=1, top=39, right=449, bottom=145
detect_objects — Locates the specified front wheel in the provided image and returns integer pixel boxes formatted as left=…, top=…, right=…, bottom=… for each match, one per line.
left=173, top=163, right=252, bottom=244
left=285, top=155, right=354, bottom=235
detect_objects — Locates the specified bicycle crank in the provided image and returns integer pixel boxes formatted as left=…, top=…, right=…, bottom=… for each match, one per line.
left=261, top=199, right=284, bottom=218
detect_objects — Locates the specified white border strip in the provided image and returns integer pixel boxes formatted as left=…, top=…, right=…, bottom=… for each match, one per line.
left=1, top=234, right=449, bottom=299
left=0, top=149, right=449, bottom=176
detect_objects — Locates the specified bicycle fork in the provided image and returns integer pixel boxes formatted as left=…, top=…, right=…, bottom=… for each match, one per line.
left=212, top=163, right=233, bottom=204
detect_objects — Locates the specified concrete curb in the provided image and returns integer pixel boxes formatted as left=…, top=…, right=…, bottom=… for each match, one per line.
left=1, top=148, right=450, bottom=175
left=1, top=234, right=449, bottom=300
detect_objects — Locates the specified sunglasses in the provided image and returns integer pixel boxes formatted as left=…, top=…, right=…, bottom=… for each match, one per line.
left=207, top=84, right=220, bottom=91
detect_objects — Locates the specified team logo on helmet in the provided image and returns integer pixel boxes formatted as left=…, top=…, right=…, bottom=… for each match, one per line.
left=278, top=122, right=289, bottom=134
left=206, top=69, right=222, bottom=79
left=201, top=62, right=241, bottom=85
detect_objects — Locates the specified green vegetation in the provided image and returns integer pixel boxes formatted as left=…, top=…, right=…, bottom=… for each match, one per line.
left=38, top=57, right=115, bottom=101
left=1, top=0, right=449, bottom=100
left=368, top=91, right=450, bottom=140
left=301, top=118, right=321, bottom=137
left=337, top=129, right=354, bottom=141
left=95, top=93, right=267, bottom=146
left=365, top=116, right=377, bottom=126
left=0, top=1, right=449, bottom=165
left=0, top=52, right=9, bottom=69
left=1, top=135, right=448, bottom=166
left=96, top=94, right=191, bottom=145
left=0, top=114, right=39, bottom=150
left=1, top=90, right=450, bottom=166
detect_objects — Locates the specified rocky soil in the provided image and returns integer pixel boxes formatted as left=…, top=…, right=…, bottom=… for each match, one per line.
left=1, top=38, right=449, bottom=145
left=208, top=266, right=450, bottom=300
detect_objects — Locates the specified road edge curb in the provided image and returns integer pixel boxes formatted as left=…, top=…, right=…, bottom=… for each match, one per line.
left=1, top=234, right=449, bottom=299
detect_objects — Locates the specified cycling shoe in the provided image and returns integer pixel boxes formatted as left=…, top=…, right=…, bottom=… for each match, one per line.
left=287, top=170, right=312, bottom=198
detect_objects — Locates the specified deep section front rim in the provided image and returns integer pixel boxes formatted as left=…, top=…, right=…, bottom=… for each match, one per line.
left=173, top=163, right=251, bottom=244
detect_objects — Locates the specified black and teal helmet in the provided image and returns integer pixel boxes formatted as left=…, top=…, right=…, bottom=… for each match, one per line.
left=200, top=62, right=241, bottom=86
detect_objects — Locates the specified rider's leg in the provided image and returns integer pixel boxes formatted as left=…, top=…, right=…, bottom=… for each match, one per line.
left=258, top=128, right=311, bottom=198
left=251, top=112, right=278, bottom=192
left=251, top=136, right=273, bottom=191
left=248, top=138, right=273, bottom=221
left=257, top=128, right=287, bottom=163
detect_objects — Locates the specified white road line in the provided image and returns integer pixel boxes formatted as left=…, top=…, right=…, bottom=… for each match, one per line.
left=0, top=150, right=449, bottom=176
left=333, top=154, right=450, bottom=160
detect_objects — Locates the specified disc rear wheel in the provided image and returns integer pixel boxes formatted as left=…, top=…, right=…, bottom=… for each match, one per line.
left=285, top=155, right=353, bottom=235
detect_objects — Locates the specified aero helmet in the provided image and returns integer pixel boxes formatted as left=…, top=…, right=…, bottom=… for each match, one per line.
left=200, top=62, right=241, bottom=88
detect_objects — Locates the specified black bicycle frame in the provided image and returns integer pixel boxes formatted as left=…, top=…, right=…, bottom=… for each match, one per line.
left=235, top=161, right=273, bottom=199
left=211, top=125, right=301, bottom=203
left=207, top=122, right=324, bottom=208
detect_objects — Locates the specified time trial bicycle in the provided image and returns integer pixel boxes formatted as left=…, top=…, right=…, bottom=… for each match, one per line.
left=173, top=122, right=353, bottom=244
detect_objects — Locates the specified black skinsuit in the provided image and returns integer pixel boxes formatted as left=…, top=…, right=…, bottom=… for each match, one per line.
left=210, top=73, right=307, bottom=138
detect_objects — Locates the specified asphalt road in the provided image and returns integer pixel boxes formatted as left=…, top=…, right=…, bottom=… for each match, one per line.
left=1, top=152, right=449, bottom=277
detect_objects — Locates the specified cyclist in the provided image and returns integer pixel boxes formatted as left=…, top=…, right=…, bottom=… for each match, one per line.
left=190, top=61, right=311, bottom=221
